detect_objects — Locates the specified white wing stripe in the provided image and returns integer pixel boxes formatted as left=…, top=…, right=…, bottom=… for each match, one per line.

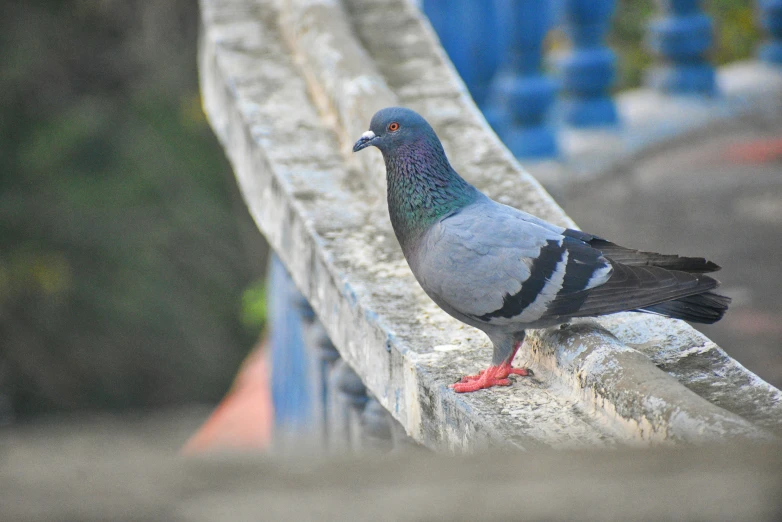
left=516, top=250, right=569, bottom=323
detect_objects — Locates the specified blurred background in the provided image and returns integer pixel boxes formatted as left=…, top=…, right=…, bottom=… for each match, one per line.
left=0, top=0, right=268, bottom=423
left=0, top=0, right=774, bottom=432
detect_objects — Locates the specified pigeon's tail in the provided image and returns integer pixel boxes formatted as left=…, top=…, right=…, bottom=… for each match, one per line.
left=563, top=229, right=730, bottom=323
left=636, top=290, right=731, bottom=324
left=563, top=230, right=722, bottom=274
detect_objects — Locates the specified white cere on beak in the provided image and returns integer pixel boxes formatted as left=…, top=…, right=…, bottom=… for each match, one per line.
left=361, top=130, right=376, bottom=140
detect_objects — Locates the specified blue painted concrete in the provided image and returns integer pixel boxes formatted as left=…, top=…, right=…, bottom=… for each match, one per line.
left=646, top=0, right=715, bottom=95
left=559, top=0, right=618, bottom=126
left=422, top=0, right=504, bottom=105
left=268, top=254, right=312, bottom=431
left=759, top=0, right=782, bottom=64
left=483, top=0, right=559, bottom=158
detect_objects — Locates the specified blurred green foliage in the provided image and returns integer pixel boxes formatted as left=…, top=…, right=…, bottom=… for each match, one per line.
left=241, top=281, right=268, bottom=331
left=0, top=0, right=267, bottom=416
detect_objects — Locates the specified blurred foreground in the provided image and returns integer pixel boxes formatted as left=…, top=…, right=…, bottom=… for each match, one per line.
left=1, top=414, right=781, bottom=521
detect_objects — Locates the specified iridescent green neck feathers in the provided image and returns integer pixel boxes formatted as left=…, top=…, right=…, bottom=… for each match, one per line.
left=383, top=136, right=479, bottom=249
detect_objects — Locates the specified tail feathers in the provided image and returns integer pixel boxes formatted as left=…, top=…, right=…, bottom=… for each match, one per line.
left=637, top=291, right=731, bottom=324
left=560, top=229, right=729, bottom=324
left=589, top=239, right=721, bottom=274
left=545, top=261, right=720, bottom=320
left=562, top=230, right=721, bottom=274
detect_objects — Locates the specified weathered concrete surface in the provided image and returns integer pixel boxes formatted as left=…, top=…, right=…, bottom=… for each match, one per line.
left=2, top=416, right=782, bottom=521
left=277, top=0, right=393, bottom=193
left=528, top=322, right=771, bottom=443
left=599, top=313, right=782, bottom=436
left=199, top=0, right=782, bottom=450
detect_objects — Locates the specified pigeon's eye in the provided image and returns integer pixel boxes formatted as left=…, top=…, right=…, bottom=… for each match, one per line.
left=388, top=122, right=400, bottom=132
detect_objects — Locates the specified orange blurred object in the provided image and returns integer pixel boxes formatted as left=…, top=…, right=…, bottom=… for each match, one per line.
left=182, top=342, right=273, bottom=454
left=724, top=137, right=782, bottom=163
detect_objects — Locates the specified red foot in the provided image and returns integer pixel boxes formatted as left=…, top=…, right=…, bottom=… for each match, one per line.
left=449, top=363, right=533, bottom=393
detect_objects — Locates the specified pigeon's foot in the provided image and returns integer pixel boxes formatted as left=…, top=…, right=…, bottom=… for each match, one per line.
left=455, top=365, right=531, bottom=383
left=457, top=369, right=488, bottom=383
left=450, top=363, right=533, bottom=393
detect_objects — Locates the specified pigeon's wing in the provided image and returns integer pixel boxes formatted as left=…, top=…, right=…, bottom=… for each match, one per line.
left=416, top=200, right=720, bottom=327
left=414, top=201, right=613, bottom=326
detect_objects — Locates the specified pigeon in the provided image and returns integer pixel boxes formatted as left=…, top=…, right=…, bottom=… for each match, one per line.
left=353, top=107, right=730, bottom=393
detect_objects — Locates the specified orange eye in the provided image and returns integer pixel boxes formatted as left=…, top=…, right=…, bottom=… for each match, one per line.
left=388, top=122, right=400, bottom=132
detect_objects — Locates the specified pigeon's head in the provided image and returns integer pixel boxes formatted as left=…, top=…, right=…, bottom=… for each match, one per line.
left=352, top=107, right=436, bottom=155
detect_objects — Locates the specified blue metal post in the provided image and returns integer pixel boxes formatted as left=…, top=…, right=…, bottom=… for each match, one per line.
left=328, top=360, right=368, bottom=450
left=559, top=0, right=618, bottom=127
left=646, top=0, right=716, bottom=95
left=483, top=0, right=558, bottom=158
left=422, top=0, right=503, bottom=105
left=298, top=300, right=341, bottom=443
left=758, top=0, right=782, bottom=64
left=268, top=255, right=312, bottom=433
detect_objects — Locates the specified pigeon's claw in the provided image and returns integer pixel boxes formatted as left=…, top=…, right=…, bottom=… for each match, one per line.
left=507, top=367, right=533, bottom=377
left=450, top=363, right=533, bottom=393
left=457, top=369, right=487, bottom=383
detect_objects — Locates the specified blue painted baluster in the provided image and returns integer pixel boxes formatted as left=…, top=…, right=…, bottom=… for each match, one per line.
left=646, top=0, right=715, bottom=95
left=326, top=360, right=350, bottom=450
left=300, top=313, right=340, bottom=443
left=268, top=255, right=312, bottom=436
left=328, top=360, right=368, bottom=451
left=360, top=395, right=394, bottom=453
left=342, top=366, right=369, bottom=450
left=758, top=0, right=782, bottom=64
left=483, top=0, right=558, bottom=158
left=559, top=0, right=618, bottom=127
left=422, top=0, right=503, bottom=105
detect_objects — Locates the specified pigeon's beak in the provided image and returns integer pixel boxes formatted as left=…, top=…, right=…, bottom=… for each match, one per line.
left=352, top=130, right=377, bottom=152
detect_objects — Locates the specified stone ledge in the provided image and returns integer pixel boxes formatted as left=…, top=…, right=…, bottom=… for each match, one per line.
left=199, top=0, right=781, bottom=450
left=528, top=323, right=768, bottom=443
left=600, top=313, right=782, bottom=436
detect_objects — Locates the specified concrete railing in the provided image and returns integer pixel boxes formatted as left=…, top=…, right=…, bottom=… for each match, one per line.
left=199, top=0, right=782, bottom=452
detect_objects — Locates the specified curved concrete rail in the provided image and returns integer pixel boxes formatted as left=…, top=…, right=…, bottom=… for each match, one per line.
left=199, top=0, right=782, bottom=450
